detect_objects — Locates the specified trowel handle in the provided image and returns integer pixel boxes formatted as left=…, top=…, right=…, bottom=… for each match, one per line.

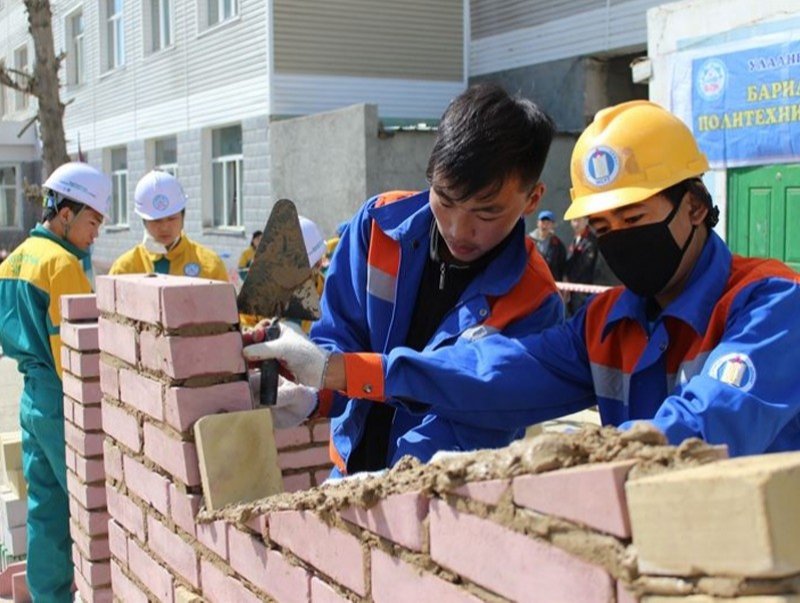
left=258, top=323, right=282, bottom=407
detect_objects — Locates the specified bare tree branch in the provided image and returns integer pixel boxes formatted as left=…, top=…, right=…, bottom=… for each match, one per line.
left=18, top=114, right=38, bottom=138
left=0, top=66, right=34, bottom=94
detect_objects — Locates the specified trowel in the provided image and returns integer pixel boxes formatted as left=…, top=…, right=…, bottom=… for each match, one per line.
left=237, top=199, right=321, bottom=407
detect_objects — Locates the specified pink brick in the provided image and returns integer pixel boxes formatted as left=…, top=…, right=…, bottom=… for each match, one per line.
left=164, top=381, right=251, bottom=433
left=245, top=514, right=268, bottom=538
left=99, top=360, right=119, bottom=400
left=101, top=401, right=141, bottom=452
left=70, top=351, right=101, bottom=378
left=60, top=322, right=99, bottom=351
left=62, top=373, right=102, bottom=404
left=168, top=484, right=201, bottom=537
left=340, top=491, right=428, bottom=551
left=263, top=549, right=311, bottom=603
left=199, top=559, right=262, bottom=603
left=67, top=478, right=106, bottom=510
left=270, top=510, right=365, bottom=596
left=119, top=368, right=163, bottom=420
left=103, top=440, right=123, bottom=482
left=94, top=277, right=116, bottom=313
left=274, top=426, right=311, bottom=449
left=61, top=346, right=71, bottom=373
left=113, top=275, right=161, bottom=323
left=311, top=421, right=330, bottom=443
left=69, top=498, right=109, bottom=537
left=10, top=571, right=28, bottom=603
left=127, top=538, right=174, bottom=603
left=159, top=278, right=239, bottom=328
left=65, top=446, right=76, bottom=471
left=73, top=404, right=103, bottom=431
left=107, top=520, right=128, bottom=564
left=196, top=521, right=228, bottom=560
left=512, top=460, right=636, bottom=538
left=60, top=293, right=99, bottom=321
left=310, top=578, right=349, bottom=603
left=65, top=422, right=104, bottom=457
left=453, top=479, right=510, bottom=506
left=372, top=548, right=481, bottom=603
left=278, top=445, right=331, bottom=471
left=82, top=558, right=112, bottom=588
left=74, top=455, right=106, bottom=483
left=105, top=486, right=145, bottom=541
left=147, top=515, right=199, bottom=588
left=283, top=472, right=312, bottom=493
left=123, top=455, right=169, bottom=515
left=314, top=469, right=332, bottom=486
left=109, top=561, right=148, bottom=603
left=143, top=422, right=200, bottom=485
left=157, top=332, right=246, bottom=379
left=227, top=526, right=269, bottom=590
left=97, top=318, right=137, bottom=365
left=138, top=330, right=160, bottom=373
left=70, top=519, right=110, bottom=561
left=74, top=570, right=112, bottom=603
left=63, top=396, right=74, bottom=423
left=429, top=500, right=614, bottom=602
left=0, top=562, right=26, bottom=599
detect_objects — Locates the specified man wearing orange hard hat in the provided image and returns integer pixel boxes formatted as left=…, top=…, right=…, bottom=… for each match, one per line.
left=247, top=100, right=800, bottom=458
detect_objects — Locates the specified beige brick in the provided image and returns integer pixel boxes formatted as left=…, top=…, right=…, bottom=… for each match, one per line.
left=194, top=409, right=283, bottom=511
left=627, top=452, right=800, bottom=578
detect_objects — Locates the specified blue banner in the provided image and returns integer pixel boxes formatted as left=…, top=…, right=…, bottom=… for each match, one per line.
left=692, top=40, right=800, bottom=167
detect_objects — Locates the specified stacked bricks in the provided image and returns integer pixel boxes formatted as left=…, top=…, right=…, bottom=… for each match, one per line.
left=274, top=419, right=333, bottom=492
left=60, top=293, right=111, bottom=602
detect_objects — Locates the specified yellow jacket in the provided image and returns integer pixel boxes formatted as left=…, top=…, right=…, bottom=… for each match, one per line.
left=109, top=234, right=228, bottom=281
left=238, top=246, right=255, bottom=269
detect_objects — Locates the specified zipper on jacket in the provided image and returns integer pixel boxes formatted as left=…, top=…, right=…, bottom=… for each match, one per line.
left=439, top=262, right=446, bottom=290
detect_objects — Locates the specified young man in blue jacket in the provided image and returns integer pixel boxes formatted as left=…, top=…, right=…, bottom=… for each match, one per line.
left=248, top=84, right=562, bottom=476
left=248, top=100, right=800, bottom=460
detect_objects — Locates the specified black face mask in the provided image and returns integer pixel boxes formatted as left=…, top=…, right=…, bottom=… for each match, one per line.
left=597, top=200, right=696, bottom=298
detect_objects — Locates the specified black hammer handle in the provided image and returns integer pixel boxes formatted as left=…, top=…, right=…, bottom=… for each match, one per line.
left=258, top=323, right=282, bottom=407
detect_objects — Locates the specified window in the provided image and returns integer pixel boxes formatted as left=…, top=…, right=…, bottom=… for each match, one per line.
left=0, top=167, right=18, bottom=227
left=154, top=136, right=178, bottom=175
left=207, top=0, right=237, bottom=28
left=148, top=0, right=172, bottom=52
left=66, top=9, right=85, bottom=86
left=109, top=147, right=128, bottom=225
left=13, top=45, right=28, bottom=111
left=102, top=0, right=125, bottom=71
left=211, top=125, right=242, bottom=227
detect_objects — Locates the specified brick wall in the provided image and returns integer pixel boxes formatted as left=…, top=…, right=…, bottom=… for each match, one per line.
left=63, top=276, right=800, bottom=603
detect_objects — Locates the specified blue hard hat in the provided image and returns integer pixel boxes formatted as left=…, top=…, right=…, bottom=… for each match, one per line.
left=538, top=210, right=555, bottom=221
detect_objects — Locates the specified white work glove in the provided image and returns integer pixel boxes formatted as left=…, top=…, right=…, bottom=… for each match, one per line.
left=243, top=322, right=331, bottom=390
left=248, top=372, right=318, bottom=429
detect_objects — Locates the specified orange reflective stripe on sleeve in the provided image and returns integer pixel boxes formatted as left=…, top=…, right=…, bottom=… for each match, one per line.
left=344, top=352, right=386, bottom=401
left=485, top=238, right=559, bottom=331
left=329, top=438, right=347, bottom=475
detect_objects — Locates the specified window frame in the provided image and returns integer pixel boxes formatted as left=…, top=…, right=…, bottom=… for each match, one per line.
left=206, top=0, right=238, bottom=29
left=0, top=164, right=20, bottom=229
left=65, top=7, right=86, bottom=86
left=13, top=44, right=29, bottom=111
left=102, top=0, right=125, bottom=72
left=148, top=0, right=173, bottom=53
left=210, top=126, right=243, bottom=228
left=109, top=147, right=128, bottom=226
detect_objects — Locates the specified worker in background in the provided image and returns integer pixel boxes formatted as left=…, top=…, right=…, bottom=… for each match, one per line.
left=245, top=84, right=563, bottom=474
left=247, top=100, right=800, bottom=459
left=528, top=209, right=566, bottom=280
left=563, top=214, right=599, bottom=315
left=238, top=229, right=262, bottom=281
left=109, top=170, right=228, bottom=280
left=0, top=162, right=112, bottom=602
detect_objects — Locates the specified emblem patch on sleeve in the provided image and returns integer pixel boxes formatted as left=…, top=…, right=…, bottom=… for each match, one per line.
left=708, top=353, right=756, bottom=391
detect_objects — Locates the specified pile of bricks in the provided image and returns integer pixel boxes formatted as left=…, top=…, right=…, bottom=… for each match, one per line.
left=63, top=275, right=800, bottom=602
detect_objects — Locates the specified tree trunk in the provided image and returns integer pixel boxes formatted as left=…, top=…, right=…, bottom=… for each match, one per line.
left=26, top=0, right=69, bottom=177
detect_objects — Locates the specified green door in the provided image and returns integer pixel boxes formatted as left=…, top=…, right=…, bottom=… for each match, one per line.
left=728, top=164, right=800, bottom=271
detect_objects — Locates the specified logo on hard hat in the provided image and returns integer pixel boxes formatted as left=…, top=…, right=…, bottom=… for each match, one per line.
left=183, top=262, right=200, bottom=277
left=583, top=146, right=620, bottom=188
left=708, top=353, right=756, bottom=391
left=152, top=194, right=170, bottom=212
left=697, top=58, right=727, bottom=101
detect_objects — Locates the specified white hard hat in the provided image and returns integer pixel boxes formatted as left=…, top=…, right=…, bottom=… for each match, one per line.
left=299, top=215, right=325, bottom=267
left=134, top=170, right=187, bottom=220
left=43, top=162, right=112, bottom=218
